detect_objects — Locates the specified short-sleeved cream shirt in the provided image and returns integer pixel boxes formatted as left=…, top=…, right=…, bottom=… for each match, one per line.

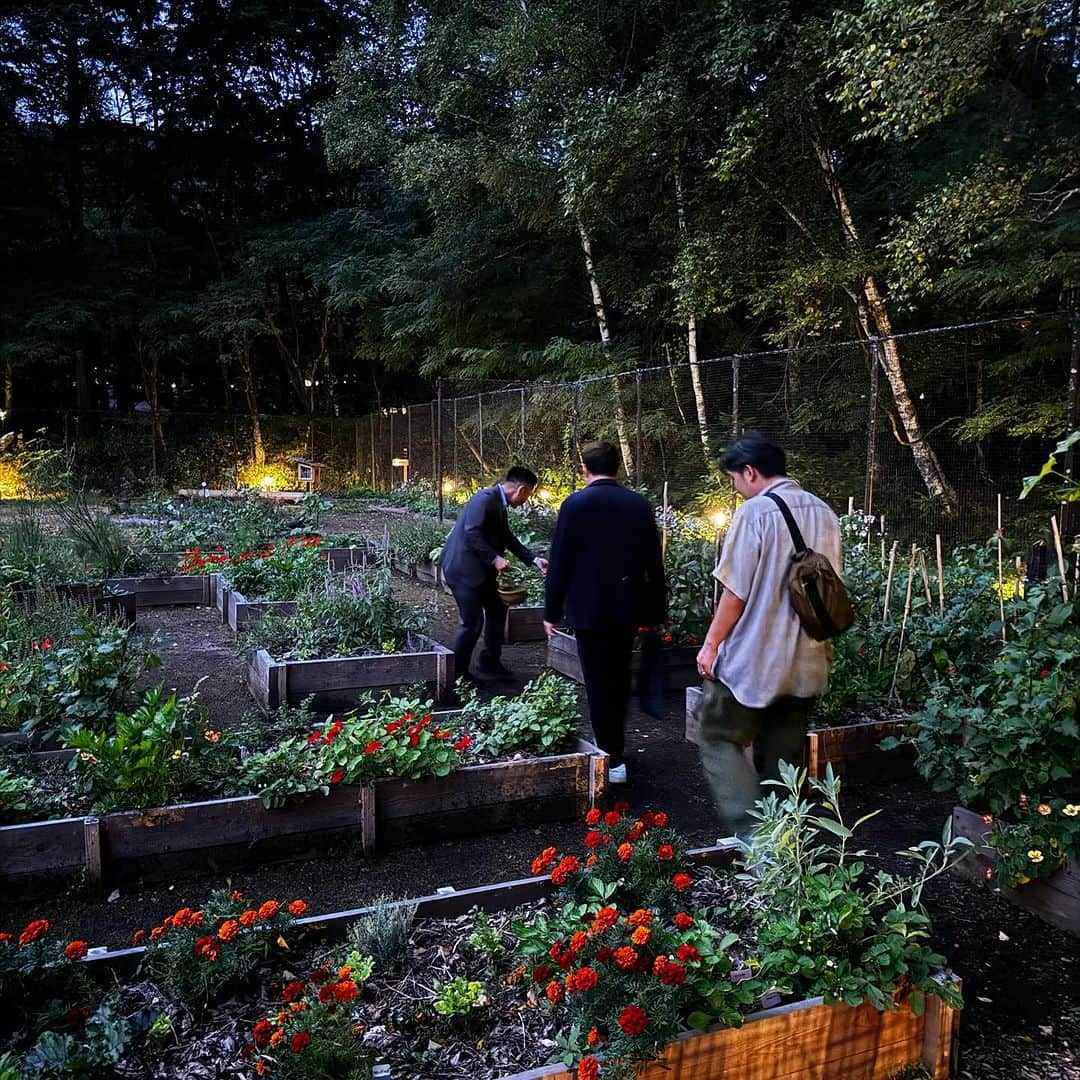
left=711, top=477, right=843, bottom=707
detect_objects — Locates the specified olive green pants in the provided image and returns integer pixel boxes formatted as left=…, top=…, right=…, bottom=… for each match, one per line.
left=696, top=679, right=814, bottom=838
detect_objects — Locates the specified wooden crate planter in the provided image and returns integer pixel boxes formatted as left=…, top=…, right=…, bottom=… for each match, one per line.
left=684, top=687, right=914, bottom=782
left=324, top=545, right=373, bottom=572
left=104, top=573, right=211, bottom=608
left=76, top=847, right=959, bottom=1080
left=952, top=806, right=1080, bottom=936
left=0, top=738, right=606, bottom=890
left=390, top=555, right=442, bottom=585
left=503, top=604, right=546, bottom=643
left=245, top=635, right=455, bottom=711
left=11, top=584, right=137, bottom=627
left=547, top=628, right=699, bottom=690
left=226, top=588, right=297, bottom=632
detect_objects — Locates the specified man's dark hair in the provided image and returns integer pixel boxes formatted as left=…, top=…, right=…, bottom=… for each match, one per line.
left=505, top=465, right=538, bottom=487
left=581, top=441, right=621, bottom=478
left=719, top=431, right=787, bottom=477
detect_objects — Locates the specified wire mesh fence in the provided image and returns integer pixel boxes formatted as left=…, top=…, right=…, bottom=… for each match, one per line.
left=11, top=312, right=1072, bottom=545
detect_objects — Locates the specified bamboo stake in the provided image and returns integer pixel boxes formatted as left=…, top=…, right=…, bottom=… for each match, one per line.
left=918, top=549, right=933, bottom=608
left=882, top=541, right=899, bottom=621
left=661, top=481, right=670, bottom=560
left=880, top=537, right=886, bottom=569
left=1015, top=555, right=1023, bottom=600
left=889, top=544, right=918, bottom=700
left=996, top=494, right=1006, bottom=642
left=1050, top=515, right=1070, bottom=602
left=712, top=528, right=723, bottom=610
left=935, top=534, right=945, bottom=616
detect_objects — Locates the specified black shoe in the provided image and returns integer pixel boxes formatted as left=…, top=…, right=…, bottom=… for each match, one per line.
left=476, top=656, right=513, bottom=677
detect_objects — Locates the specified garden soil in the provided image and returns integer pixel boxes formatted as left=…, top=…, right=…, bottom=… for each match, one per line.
left=3, top=572, right=1077, bottom=1078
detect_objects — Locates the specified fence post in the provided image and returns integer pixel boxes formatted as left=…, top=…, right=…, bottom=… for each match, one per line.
left=389, top=410, right=395, bottom=486
left=635, top=369, right=643, bottom=489
left=865, top=339, right=882, bottom=516
left=571, top=383, right=580, bottom=491
left=731, top=355, right=741, bottom=437
left=369, top=414, right=376, bottom=489
left=452, top=397, right=459, bottom=476
left=431, top=401, right=436, bottom=483
left=436, top=380, right=444, bottom=523
left=354, top=417, right=360, bottom=475
left=1064, top=287, right=1079, bottom=539
left=478, top=393, right=484, bottom=479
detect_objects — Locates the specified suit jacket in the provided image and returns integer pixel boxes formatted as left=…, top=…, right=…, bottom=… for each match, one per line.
left=440, top=486, right=536, bottom=589
left=544, top=478, right=666, bottom=631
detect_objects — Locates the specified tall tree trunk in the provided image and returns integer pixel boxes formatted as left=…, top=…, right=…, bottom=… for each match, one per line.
left=3, top=358, right=13, bottom=419
left=575, top=215, right=634, bottom=475
left=674, top=170, right=712, bottom=468
left=238, top=336, right=265, bottom=465
left=813, top=140, right=958, bottom=513
left=137, top=340, right=165, bottom=448
left=75, top=349, right=92, bottom=413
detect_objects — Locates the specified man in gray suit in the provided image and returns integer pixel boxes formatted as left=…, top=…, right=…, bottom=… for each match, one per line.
left=440, top=467, right=547, bottom=683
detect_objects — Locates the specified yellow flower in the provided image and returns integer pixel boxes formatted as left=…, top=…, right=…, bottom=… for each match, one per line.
left=1036, top=803, right=1052, bottom=816
left=1063, top=804, right=1079, bottom=817
left=1027, top=849, right=1044, bottom=863
left=1015, top=875, right=1031, bottom=885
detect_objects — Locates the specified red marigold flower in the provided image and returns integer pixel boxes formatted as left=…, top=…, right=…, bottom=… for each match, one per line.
left=551, top=855, right=580, bottom=886
left=334, top=980, right=360, bottom=1003
left=577, top=1055, right=600, bottom=1080
left=651, top=812, right=668, bottom=827
left=658, top=960, right=686, bottom=986
left=453, top=735, right=472, bottom=751
left=675, top=943, right=701, bottom=964
left=532, top=964, right=553, bottom=983
left=617, top=842, right=633, bottom=861
left=603, top=811, right=620, bottom=826
left=329, top=768, right=346, bottom=784
left=149, top=926, right=165, bottom=941
left=309, top=967, right=330, bottom=985
left=585, top=807, right=602, bottom=826
left=545, top=980, right=564, bottom=1005
left=64, top=940, right=88, bottom=960
left=290, top=1032, right=311, bottom=1054
left=613, top=946, right=639, bottom=970
left=323, top=720, right=343, bottom=744
left=240, top=910, right=258, bottom=927
left=132, top=929, right=146, bottom=944
left=287, top=899, right=307, bottom=917
left=307, top=730, right=322, bottom=744
left=318, top=985, right=334, bottom=1004
left=657, top=844, right=674, bottom=860
left=532, top=846, right=559, bottom=875
left=631, top=926, right=651, bottom=946
left=591, top=906, right=619, bottom=934
left=193, top=936, right=219, bottom=961
left=253, top=1019, right=273, bottom=1048
left=258, top=900, right=280, bottom=920
left=282, top=980, right=306, bottom=1003
left=672, top=872, right=692, bottom=890
left=218, top=920, right=239, bottom=942
left=673, top=913, right=694, bottom=930
left=571, top=966, right=599, bottom=993
left=583, top=830, right=604, bottom=849
left=596, top=946, right=614, bottom=963
left=569, top=931, right=588, bottom=954
left=618, top=1004, right=648, bottom=1036
left=230, top=890, right=245, bottom=903
left=18, top=919, right=49, bottom=947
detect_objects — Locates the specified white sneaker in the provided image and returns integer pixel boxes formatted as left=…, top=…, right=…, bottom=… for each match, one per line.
left=609, top=764, right=628, bottom=784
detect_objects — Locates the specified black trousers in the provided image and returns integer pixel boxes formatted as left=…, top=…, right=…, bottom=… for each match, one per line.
left=449, top=577, right=506, bottom=677
left=575, top=626, right=637, bottom=767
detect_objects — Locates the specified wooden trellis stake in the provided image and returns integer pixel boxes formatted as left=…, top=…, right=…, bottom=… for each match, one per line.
left=889, top=544, right=918, bottom=700
left=918, top=548, right=933, bottom=608
left=882, top=541, right=899, bottom=621
left=661, top=481, right=670, bottom=560
left=1050, top=515, right=1070, bottom=602
left=996, top=494, right=1006, bottom=642
left=935, top=534, right=945, bottom=616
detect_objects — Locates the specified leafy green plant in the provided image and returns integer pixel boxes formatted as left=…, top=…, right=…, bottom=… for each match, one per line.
left=21, top=996, right=134, bottom=1078
left=744, top=762, right=968, bottom=1015
left=1020, top=430, right=1080, bottom=503
left=220, top=535, right=327, bottom=600
left=0, top=766, right=42, bottom=824
left=467, top=909, right=503, bottom=957
left=432, top=975, right=489, bottom=1018
left=59, top=496, right=134, bottom=577
left=461, top=672, right=579, bottom=757
left=226, top=738, right=333, bottom=809
left=391, top=520, right=451, bottom=564
left=64, top=685, right=212, bottom=813
left=0, top=506, right=82, bottom=588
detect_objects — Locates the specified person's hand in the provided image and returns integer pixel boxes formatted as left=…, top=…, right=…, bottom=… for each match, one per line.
left=696, top=641, right=719, bottom=681
left=543, top=620, right=559, bottom=637
left=534, top=557, right=549, bottom=576
left=493, top=555, right=510, bottom=571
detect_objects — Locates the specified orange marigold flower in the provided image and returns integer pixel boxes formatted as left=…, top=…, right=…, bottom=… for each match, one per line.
left=334, top=980, right=360, bottom=1003
left=133, top=930, right=146, bottom=945
left=255, top=1062, right=266, bottom=1077
left=673, top=913, right=694, bottom=930
left=577, top=1055, right=600, bottom=1080
left=569, top=931, right=588, bottom=954
left=551, top=855, right=580, bottom=886
left=631, top=926, right=651, bottom=946
left=18, top=919, right=49, bottom=947
left=570, top=966, right=599, bottom=992
left=583, top=830, right=604, bottom=849
left=64, top=940, right=88, bottom=960
left=287, top=900, right=307, bottom=917
left=627, top=909, right=653, bottom=927
left=258, top=900, right=280, bottom=920
left=172, top=907, right=193, bottom=927
left=269, top=1029, right=285, bottom=1048
left=290, top=1032, right=311, bottom=1054
left=586, top=1027, right=604, bottom=1046
left=240, top=910, right=258, bottom=927
left=193, top=936, right=219, bottom=961
left=218, top=920, right=239, bottom=943
left=585, top=808, right=602, bottom=826
left=545, top=980, right=563, bottom=1005
left=531, top=846, right=559, bottom=876
left=614, top=946, right=639, bottom=970
left=617, top=842, right=633, bottom=861
left=591, top=906, right=619, bottom=934
left=149, top=926, right=165, bottom=941
left=585, top=854, right=598, bottom=867
left=672, top=872, right=692, bottom=890
left=619, top=1004, right=648, bottom=1035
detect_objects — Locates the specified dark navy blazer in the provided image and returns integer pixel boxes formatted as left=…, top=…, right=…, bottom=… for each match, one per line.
left=440, top=486, right=535, bottom=589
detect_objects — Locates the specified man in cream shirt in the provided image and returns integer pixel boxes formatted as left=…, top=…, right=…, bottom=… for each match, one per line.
left=694, top=431, right=842, bottom=836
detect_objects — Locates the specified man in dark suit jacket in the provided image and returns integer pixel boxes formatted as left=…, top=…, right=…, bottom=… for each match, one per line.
left=441, top=466, right=547, bottom=682
left=543, top=442, right=666, bottom=782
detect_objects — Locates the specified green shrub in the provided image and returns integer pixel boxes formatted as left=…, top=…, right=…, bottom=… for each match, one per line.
left=462, top=672, right=579, bottom=757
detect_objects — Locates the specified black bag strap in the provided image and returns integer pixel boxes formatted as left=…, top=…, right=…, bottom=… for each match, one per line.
left=764, top=491, right=807, bottom=555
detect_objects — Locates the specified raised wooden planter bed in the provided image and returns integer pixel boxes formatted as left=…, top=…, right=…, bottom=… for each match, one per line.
left=226, top=588, right=297, bottom=632
left=11, top=583, right=137, bottom=627
left=76, top=845, right=959, bottom=1080
left=684, top=687, right=914, bottom=782
left=0, top=736, right=605, bottom=891
left=547, top=628, right=698, bottom=690
left=245, top=635, right=455, bottom=712
left=952, top=806, right=1080, bottom=936
left=390, top=555, right=442, bottom=585
left=504, top=604, right=546, bottom=643
left=104, top=573, right=211, bottom=607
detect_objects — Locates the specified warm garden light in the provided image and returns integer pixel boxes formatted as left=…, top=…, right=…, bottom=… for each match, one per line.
left=258, top=474, right=276, bottom=490
left=441, top=478, right=456, bottom=495
left=708, top=508, right=729, bottom=529
left=538, top=487, right=554, bottom=502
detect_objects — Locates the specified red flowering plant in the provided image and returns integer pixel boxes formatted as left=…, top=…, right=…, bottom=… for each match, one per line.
left=248, top=949, right=374, bottom=1079
left=218, top=536, right=327, bottom=601
left=516, top=808, right=758, bottom=1080
left=137, top=890, right=308, bottom=1006
left=0, top=917, right=93, bottom=1035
